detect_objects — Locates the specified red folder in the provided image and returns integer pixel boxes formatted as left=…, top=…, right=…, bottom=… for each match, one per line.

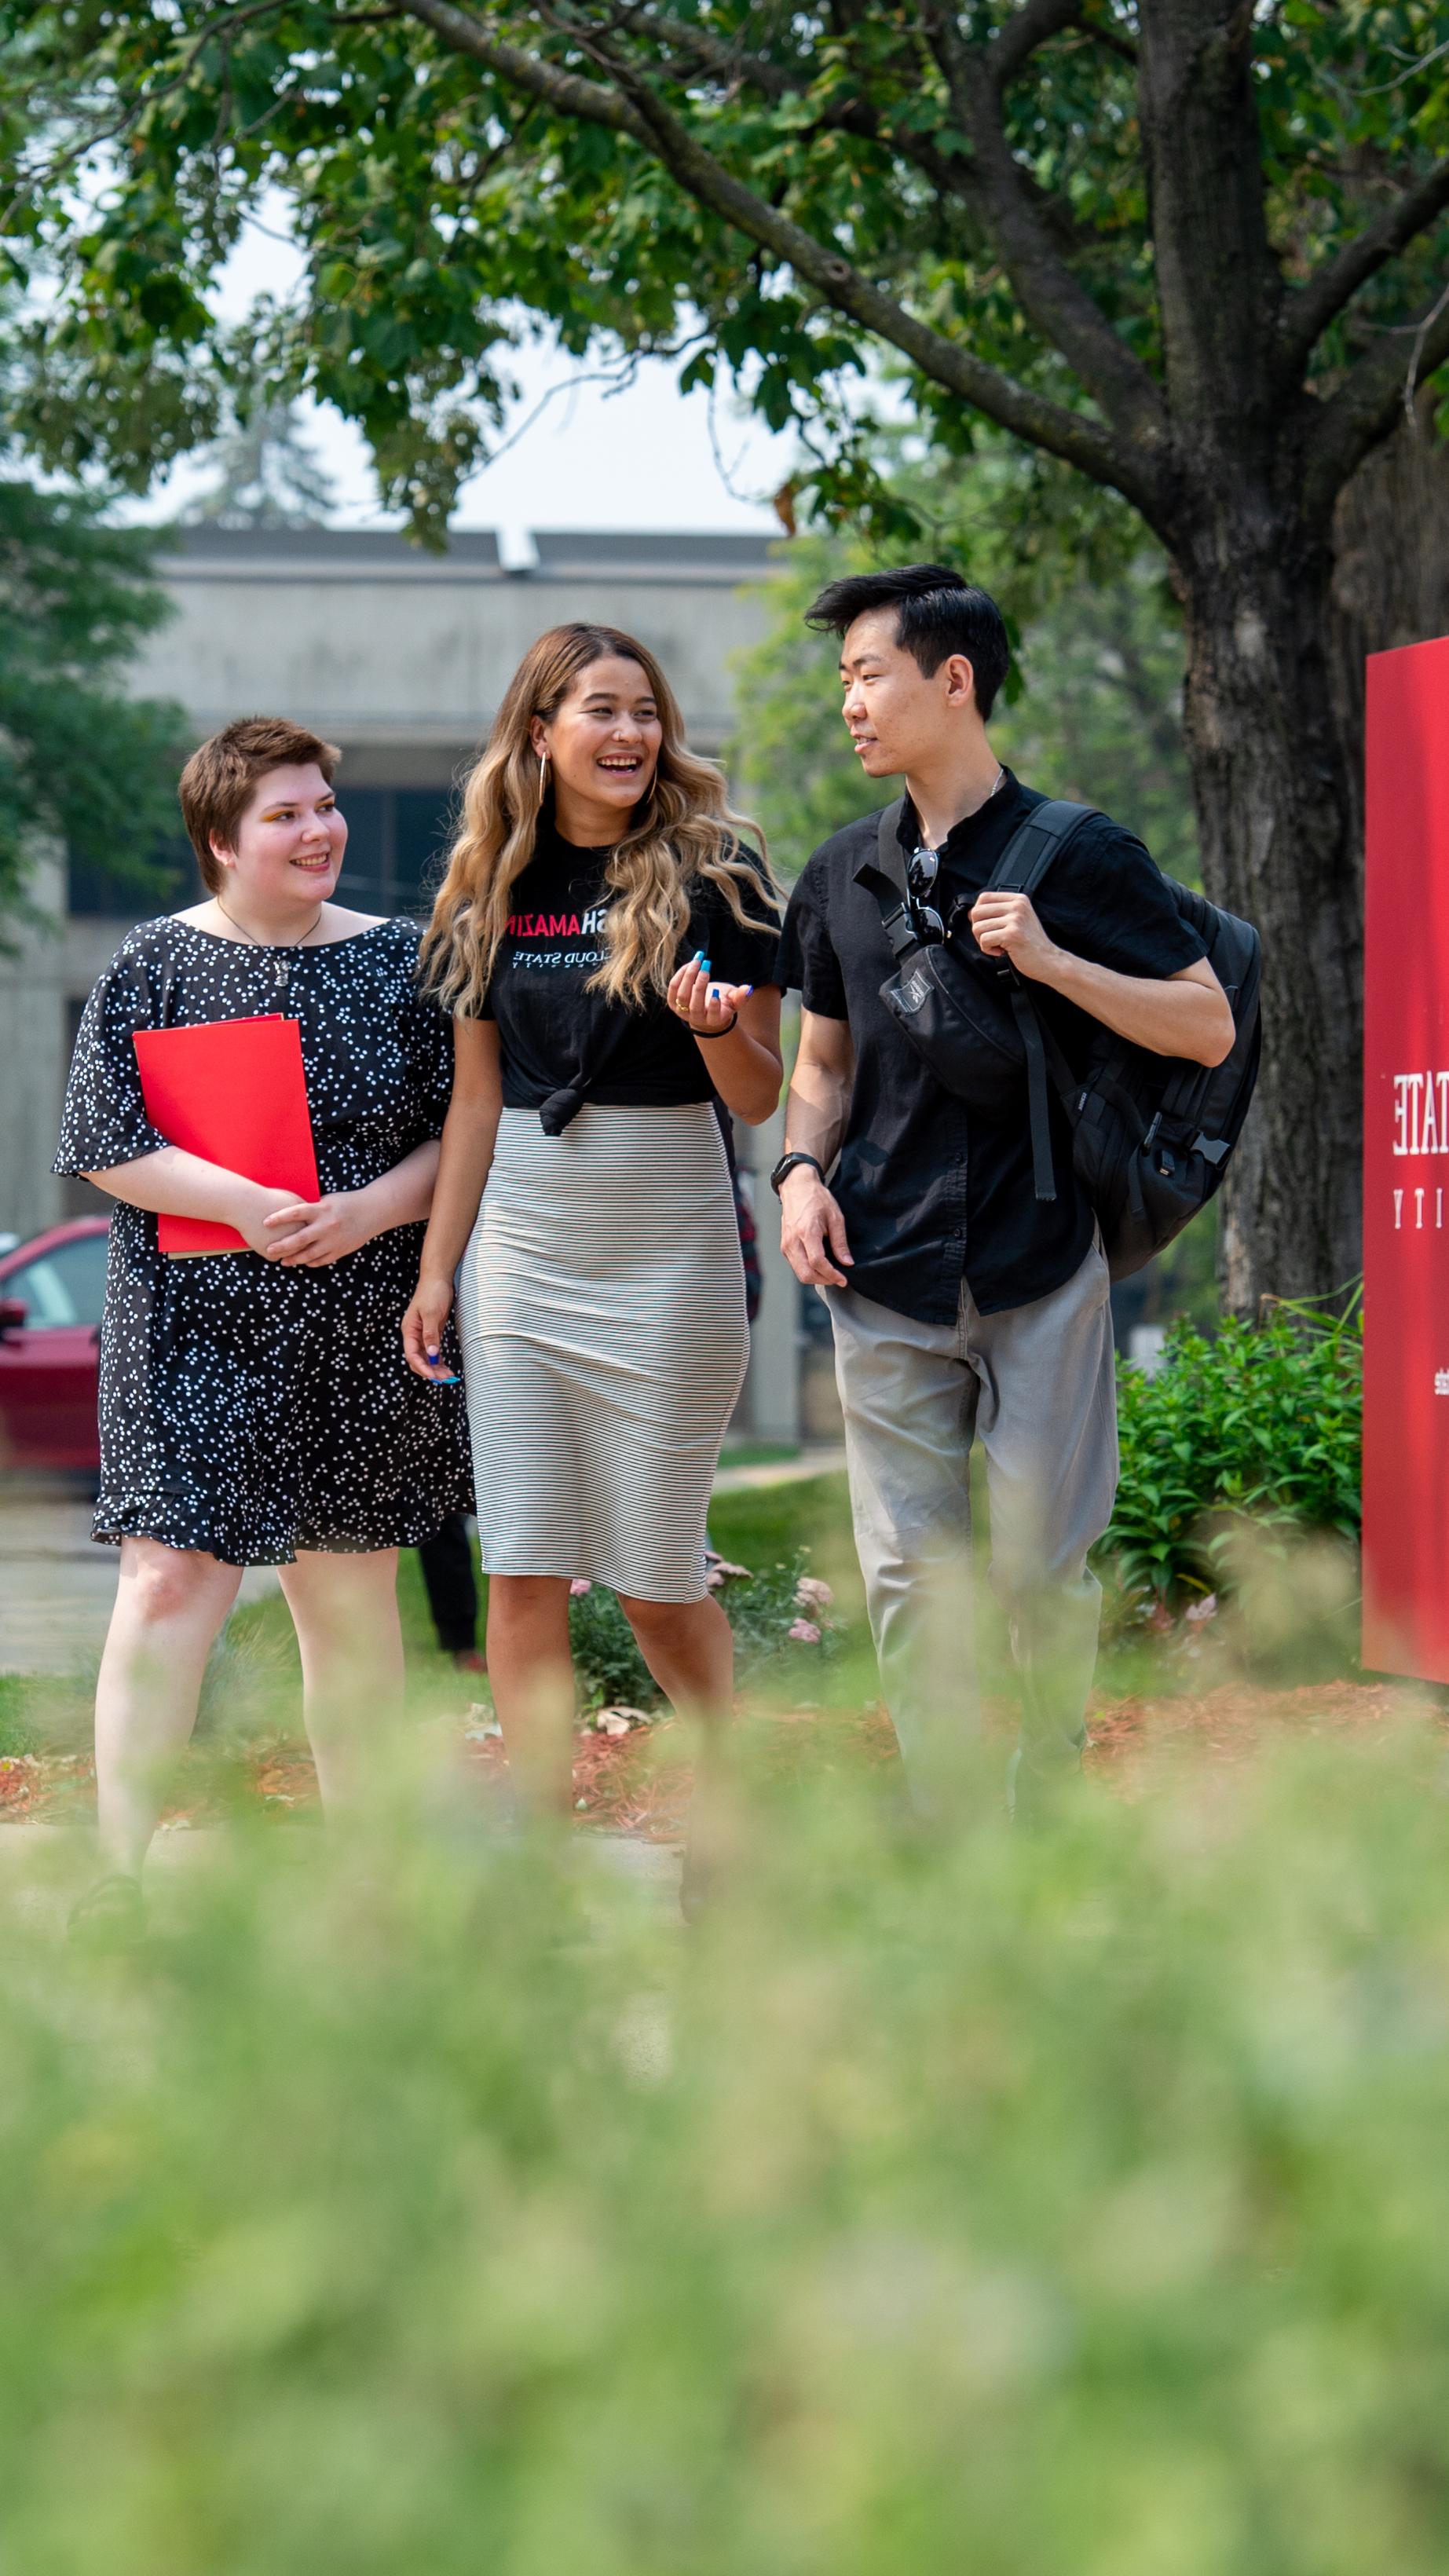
left=133, top=1015, right=320, bottom=1257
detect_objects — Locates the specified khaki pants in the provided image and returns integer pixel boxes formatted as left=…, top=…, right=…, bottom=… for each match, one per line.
left=824, top=1235, right=1118, bottom=1819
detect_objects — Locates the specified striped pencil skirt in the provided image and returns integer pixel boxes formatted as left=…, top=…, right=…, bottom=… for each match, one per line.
left=456, top=1103, right=749, bottom=1602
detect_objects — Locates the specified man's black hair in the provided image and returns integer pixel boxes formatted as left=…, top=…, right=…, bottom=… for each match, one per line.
left=804, top=564, right=1010, bottom=721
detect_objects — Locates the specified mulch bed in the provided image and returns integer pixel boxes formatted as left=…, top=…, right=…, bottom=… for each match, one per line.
left=1084, top=1676, right=1444, bottom=1793
left=3, top=1678, right=1444, bottom=1836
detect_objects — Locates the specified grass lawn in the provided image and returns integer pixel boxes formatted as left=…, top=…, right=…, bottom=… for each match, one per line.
left=3, top=1469, right=1429, bottom=1840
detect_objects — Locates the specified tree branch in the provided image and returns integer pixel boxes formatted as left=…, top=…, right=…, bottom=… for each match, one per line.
left=986, top=0, right=1087, bottom=89
left=917, top=0, right=1167, bottom=442
left=1279, top=154, right=1449, bottom=377
left=393, top=0, right=642, bottom=134
left=1304, top=284, right=1449, bottom=515
left=642, top=5, right=1104, bottom=262
left=638, top=11, right=976, bottom=210
left=395, top=0, right=1164, bottom=519
left=1079, top=16, right=1137, bottom=71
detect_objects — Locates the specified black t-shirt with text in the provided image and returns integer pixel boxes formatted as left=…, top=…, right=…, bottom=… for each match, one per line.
left=774, top=774, right=1207, bottom=1323
left=481, top=821, right=780, bottom=1110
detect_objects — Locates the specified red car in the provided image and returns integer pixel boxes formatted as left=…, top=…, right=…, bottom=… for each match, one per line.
left=0, top=1216, right=110, bottom=1470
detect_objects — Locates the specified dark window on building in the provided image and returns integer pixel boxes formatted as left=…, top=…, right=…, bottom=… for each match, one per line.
left=338, top=786, right=456, bottom=915
left=68, top=834, right=194, bottom=917
left=394, top=789, right=456, bottom=907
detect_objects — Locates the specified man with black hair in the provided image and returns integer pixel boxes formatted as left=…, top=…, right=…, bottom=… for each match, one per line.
left=772, top=565, right=1234, bottom=1820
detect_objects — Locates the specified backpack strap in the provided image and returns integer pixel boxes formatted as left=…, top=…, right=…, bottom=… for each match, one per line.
left=985, top=798, right=1103, bottom=898
left=1006, top=984, right=1058, bottom=1202
left=985, top=800, right=1102, bottom=1202
left=856, top=799, right=918, bottom=963
left=876, top=796, right=909, bottom=891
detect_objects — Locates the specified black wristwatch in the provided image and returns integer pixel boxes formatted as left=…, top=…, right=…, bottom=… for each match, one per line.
left=769, top=1150, right=825, bottom=1197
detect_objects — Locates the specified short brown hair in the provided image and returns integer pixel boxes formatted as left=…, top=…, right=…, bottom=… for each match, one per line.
left=177, top=718, right=342, bottom=894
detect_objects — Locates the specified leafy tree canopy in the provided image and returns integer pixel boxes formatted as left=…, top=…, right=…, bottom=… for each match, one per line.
left=0, top=472, right=185, bottom=926
left=0, top=0, right=1444, bottom=547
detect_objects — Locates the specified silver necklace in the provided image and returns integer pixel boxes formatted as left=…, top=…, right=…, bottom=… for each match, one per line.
left=214, top=899, right=325, bottom=991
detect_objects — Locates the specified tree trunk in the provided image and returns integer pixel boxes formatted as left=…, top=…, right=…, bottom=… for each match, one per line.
left=1328, top=404, right=1449, bottom=927
left=1177, top=504, right=1363, bottom=1314
left=1183, top=414, right=1449, bottom=1313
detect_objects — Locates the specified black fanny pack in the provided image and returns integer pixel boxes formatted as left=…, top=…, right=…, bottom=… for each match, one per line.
left=856, top=802, right=1037, bottom=1118
left=858, top=796, right=1100, bottom=1200
left=870, top=928, right=1029, bottom=1112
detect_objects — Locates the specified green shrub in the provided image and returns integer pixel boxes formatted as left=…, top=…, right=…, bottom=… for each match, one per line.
left=1100, top=1293, right=1362, bottom=1607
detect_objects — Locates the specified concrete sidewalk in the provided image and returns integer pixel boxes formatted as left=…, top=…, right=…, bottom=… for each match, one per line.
left=713, top=1443, right=845, bottom=1496
left=0, top=1476, right=279, bottom=1678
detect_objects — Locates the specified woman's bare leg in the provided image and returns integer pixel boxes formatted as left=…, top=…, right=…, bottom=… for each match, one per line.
left=277, top=1548, right=404, bottom=1810
left=615, top=1592, right=734, bottom=1725
left=94, top=1538, right=242, bottom=1877
left=485, top=1574, right=576, bottom=1817
left=617, top=1592, right=736, bottom=1908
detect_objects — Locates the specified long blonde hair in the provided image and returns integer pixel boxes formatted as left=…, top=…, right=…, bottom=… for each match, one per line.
left=421, top=623, right=778, bottom=1017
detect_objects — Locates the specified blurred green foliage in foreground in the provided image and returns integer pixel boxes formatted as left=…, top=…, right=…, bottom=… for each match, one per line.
left=6, top=1729, right=1449, bottom=2574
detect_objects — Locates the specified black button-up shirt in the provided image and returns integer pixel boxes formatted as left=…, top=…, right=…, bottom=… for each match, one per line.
left=774, top=774, right=1206, bottom=1323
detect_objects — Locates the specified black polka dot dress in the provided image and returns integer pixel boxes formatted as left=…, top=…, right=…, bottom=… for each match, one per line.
left=54, top=917, right=473, bottom=1565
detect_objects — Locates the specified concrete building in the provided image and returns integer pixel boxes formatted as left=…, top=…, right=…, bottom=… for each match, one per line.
left=1, top=521, right=804, bottom=1437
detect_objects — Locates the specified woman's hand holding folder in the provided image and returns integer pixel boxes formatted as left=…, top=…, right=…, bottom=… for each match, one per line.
left=90, top=1145, right=443, bottom=1267
left=262, top=1191, right=375, bottom=1268
left=265, top=1145, right=444, bottom=1267
left=79, top=1140, right=314, bottom=1259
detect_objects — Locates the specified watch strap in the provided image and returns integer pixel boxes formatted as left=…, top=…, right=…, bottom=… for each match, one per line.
left=769, top=1151, right=825, bottom=1196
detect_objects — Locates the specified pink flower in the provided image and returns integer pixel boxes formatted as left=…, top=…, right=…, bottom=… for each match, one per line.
left=796, top=1576, right=834, bottom=1611
left=570, top=1578, right=593, bottom=1597
left=788, top=1618, right=821, bottom=1645
left=1184, top=1593, right=1218, bottom=1624
left=708, top=1558, right=752, bottom=1581
left=705, top=1567, right=726, bottom=1589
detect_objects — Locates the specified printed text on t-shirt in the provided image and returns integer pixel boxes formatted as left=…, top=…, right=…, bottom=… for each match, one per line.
left=507, top=904, right=610, bottom=939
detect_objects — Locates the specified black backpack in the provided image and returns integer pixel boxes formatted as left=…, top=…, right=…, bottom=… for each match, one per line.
left=862, top=797, right=1261, bottom=1281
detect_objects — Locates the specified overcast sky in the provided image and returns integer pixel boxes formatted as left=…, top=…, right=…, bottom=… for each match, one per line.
left=134, top=206, right=794, bottom=539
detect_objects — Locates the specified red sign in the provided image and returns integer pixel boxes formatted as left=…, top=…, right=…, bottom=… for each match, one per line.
left=1363, top=635, right=1449, bottom=1678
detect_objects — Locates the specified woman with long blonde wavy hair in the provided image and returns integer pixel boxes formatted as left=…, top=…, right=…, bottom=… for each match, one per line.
left=403, top=624, right=783, bottom=1875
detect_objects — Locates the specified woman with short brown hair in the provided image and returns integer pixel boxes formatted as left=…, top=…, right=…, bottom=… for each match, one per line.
left=404, top=624, right=783, bottom=1833
left=56, top=717, right=471, bottom=1935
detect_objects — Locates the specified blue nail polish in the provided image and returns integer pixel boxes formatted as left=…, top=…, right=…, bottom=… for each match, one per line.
left=693, top=949, right=706, bottom=964
left=700, top=957, right=712, bottom=974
